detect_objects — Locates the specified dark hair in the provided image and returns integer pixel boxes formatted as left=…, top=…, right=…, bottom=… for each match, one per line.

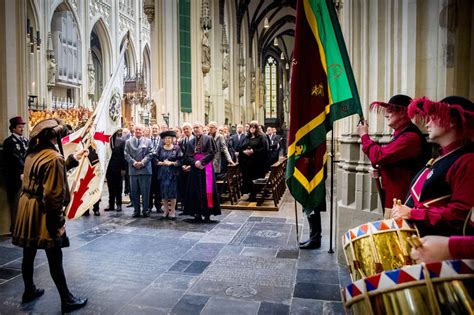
left=247, top=122, right=261, bottom=137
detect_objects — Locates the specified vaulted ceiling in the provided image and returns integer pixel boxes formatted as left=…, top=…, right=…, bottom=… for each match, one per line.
left=236, top=0, right=296, bottom=67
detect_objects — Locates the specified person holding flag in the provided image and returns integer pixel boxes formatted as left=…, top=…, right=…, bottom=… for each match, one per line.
left=65, top=39, right=127, bottom=220
left=286, top=0, right=363, bottom=249
left=12, top=119, right=88, bottom=312
left=357, top=94, right=430, bottom=216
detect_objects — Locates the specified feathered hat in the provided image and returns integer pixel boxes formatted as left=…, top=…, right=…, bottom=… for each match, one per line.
left=370, top=94, right=412, bottom=113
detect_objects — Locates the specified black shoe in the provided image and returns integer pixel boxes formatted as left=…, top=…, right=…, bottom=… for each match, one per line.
left=116, top=206, right=122, bottom=212
left=104, top=207, right=115, bottom=212
left=93, top=209, right=100, bottom=216
left=132, top=213, right=140, bottom=218
left=299, top=237, right=321, bottom=250
left=61, top=295, right=87, bottom=313
left=184, top=216, right=202, bottom=223
left=142, top=212, right=150, bottom=218
left=126, top=203, right=134, bottom=208
left=22, top=288, right=44, bottom=303
left=82, top=210, right=90, bottom=216
left=299, top=239, right=310, bottom=246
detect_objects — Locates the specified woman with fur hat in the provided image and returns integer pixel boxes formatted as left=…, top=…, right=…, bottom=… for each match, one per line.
left=392, top=96, right=474, bottom=237
left=11, top=118, right=88, bottom=313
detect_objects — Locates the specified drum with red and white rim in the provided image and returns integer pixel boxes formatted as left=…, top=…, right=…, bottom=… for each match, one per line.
left=342, top=259, right=474, bottom=315
left=342, top=219, right=420, bottom=280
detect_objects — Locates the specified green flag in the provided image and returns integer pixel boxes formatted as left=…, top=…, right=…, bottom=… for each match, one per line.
left=286, top=0, right=363, bottom=214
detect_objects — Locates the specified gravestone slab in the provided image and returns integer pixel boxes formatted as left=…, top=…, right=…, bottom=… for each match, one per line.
left=201, top=255, right=296, bottom=287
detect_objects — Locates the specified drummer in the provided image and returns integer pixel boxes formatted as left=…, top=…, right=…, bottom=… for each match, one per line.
left=392, top=96, right=474, bottom=236
left=357, top=94, right=430, bottom=214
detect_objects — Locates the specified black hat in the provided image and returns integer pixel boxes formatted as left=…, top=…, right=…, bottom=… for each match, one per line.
left=160, top=130, right=176, bottom=138
left=370, top=94, right=412, bottom=112
left=9, top=116, right=26, bottom=130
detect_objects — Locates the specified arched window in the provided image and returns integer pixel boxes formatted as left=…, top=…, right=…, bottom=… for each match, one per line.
left=265, top=57, right=277, bottom=119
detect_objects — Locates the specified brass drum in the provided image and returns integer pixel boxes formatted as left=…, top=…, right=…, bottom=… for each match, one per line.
left=343, top=219, right=419, bottom=280
left=342, top=259, right=474, bottom=315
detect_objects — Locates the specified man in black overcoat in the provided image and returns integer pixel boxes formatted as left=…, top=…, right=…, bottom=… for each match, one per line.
left=3, top=116, right=28, bottom=232
left=182, top=122, right=220, bottom=223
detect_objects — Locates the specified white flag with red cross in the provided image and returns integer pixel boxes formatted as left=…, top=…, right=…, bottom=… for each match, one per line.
left=65, top=42, right=127, bottom=220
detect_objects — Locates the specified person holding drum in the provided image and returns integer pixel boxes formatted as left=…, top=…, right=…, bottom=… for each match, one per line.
left=392, top=96, right=474, bottom=236
left=357, top=94, right=430, bottom=216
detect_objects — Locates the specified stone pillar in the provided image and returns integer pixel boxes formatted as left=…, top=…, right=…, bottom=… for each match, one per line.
left=0, top=0, right=28, bottom=234
left=208, top=0, right=224, bottom=124
left=149, top=0, right=164, bottom=123
left=162, top=0, right=179, bottom=127
left=190, top=0, right=205, bottom=124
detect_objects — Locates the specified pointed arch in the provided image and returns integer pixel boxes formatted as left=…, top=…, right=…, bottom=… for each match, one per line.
left=120, top=34, right=137, bottom=79
left=50, top=1, right=82, bottom=43
left=90, top=18, right=112, bottom=101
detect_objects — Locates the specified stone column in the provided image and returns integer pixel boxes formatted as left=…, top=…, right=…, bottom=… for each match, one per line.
left=0, top=0, right=28, bottom=234
left=208, top=0, right=224, bottom=124
left=162, top=0, right=179, bottom=127
left=148, top=0, right=165, bottom=123
left=190, top=0, right=205, bottom=124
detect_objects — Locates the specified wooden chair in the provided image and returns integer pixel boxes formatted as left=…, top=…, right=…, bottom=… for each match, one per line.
left=252, top=158, right=287, bottom=207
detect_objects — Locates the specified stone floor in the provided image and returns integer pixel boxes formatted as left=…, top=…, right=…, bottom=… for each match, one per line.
left=0, top=191, right=351, bottom=314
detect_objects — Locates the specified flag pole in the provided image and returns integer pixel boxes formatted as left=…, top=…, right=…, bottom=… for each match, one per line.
left=328, top=128, right=335, bottom=254
left=294, top=200, right=300, bottom=244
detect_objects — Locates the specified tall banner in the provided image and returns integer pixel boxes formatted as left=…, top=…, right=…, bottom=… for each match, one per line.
left=286, top=0, right=363, bottom=214
left=65, top=43, right=127, bottom=220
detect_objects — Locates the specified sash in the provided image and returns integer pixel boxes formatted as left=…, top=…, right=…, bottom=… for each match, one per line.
left=195, top=153, right=213, bottom=208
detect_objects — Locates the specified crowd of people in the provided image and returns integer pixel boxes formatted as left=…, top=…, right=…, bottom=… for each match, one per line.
left=3, top=115, right=287, bottom=312
left=99, top=120, right=285, bottom=222
left=28, top=107, right=93, bottom=131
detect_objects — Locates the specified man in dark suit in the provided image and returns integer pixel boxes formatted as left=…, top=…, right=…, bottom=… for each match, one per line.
left=229, top=124, right=246, bottom=162
left=267, top=127, right=281, bottom=165
left=105, top=129, right=127, bottom=212
left=148, top=124, right=162, bottom=213
left=3, top=116, right=28, bottom=232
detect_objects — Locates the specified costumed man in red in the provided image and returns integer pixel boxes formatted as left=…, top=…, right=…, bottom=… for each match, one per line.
left=392, top=96, right=474, bottom=237
left=357, top=94, right=430, bottom=215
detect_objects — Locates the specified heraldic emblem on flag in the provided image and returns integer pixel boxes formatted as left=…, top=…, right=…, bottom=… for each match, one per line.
left=286, top=0, right=363, bottom=214
left=64, top=42, right=128, bottom=220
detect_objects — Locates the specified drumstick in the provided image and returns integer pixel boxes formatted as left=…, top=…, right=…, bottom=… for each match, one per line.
left=407, top=235, right=423, bottom=249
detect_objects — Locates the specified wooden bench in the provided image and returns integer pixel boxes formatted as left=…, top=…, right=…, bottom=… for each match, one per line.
left=217, top=164, right=242, bottom=205
left=252, top=158, right=287, bottom=207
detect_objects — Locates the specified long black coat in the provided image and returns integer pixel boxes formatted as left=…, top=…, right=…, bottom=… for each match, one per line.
left=239, top=134, right=268, bottom=193
left=3, top=134, right=28, bottom=192
left=182, top=135, right=221, bottom=216
left=107, top=136, right=127, bottom=173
